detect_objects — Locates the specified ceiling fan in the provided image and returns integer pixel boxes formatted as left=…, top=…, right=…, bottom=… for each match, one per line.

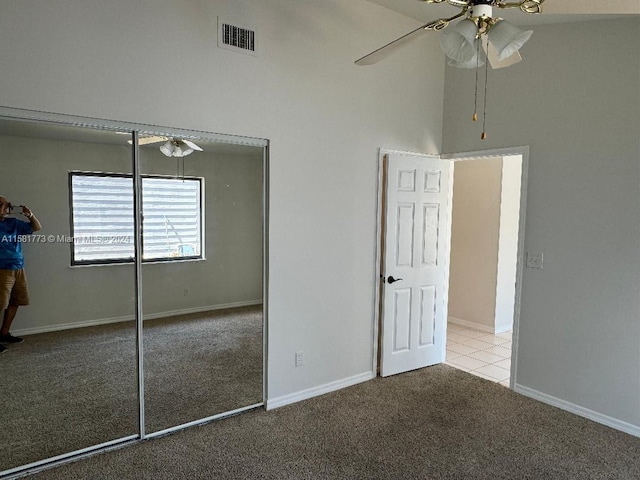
left=356, top=0, right=545, bottom=139
left=355, top=0, right=544, bottom=69
left=130, top=135, right=204, bottom=157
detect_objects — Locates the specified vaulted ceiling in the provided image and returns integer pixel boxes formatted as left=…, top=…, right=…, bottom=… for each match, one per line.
left=364, top=0, right=640, bottom=26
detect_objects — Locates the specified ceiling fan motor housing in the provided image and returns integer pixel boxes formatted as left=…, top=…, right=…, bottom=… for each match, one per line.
left=470, top=0, right=493, bottom=20
left=471, top=4, right=492, bottom=19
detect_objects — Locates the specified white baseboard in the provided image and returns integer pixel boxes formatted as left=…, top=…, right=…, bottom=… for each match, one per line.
left=448, top=316, right=495, bottom=334
left=266, top=371, right=375, bottom=410
left=13, top=300, right=263, bottom=336
left=514, top=384, right=640, bottom=439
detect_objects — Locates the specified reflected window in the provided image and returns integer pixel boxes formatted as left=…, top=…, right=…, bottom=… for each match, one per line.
left=69, top=172, right=203, bottom=265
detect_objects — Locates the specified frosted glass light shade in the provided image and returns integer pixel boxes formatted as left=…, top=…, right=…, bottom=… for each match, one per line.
left=179, top=146, right=194, bottom=157
left=440, top=19, right=478, bottom=63
left=160, top=141, right=176, bottom=157
left=448, top=53, right=485, bottom=69
left=488, top=20, right=533, bottom=61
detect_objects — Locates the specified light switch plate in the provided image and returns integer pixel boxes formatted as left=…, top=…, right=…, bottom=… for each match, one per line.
left=526, top=252, right=543, bottom=269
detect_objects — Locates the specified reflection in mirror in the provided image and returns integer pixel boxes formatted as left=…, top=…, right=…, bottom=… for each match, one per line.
left=140, top=134, right=264, bottom=433
left=0, top=120, right=138, bottom=473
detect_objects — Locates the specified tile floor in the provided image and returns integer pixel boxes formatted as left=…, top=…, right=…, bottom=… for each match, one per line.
left=445, top=323, right=512, bottom=387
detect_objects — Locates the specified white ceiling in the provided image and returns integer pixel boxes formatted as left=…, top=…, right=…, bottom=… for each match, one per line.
left=364, top=0, right=639, bottom=26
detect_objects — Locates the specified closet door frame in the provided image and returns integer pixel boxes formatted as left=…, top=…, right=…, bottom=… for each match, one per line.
left=0, top=105, right=269, bottom=477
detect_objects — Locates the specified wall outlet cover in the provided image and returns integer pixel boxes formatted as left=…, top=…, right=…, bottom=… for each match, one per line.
left=526, top=252, right=543, bottom=269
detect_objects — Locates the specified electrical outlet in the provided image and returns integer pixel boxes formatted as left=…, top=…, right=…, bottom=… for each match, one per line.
left=526, top=252, right=543, bottom=269
left=295, top=351, right=304, bottom=367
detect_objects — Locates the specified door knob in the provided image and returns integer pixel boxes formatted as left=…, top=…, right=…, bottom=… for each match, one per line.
left=387, top=276, right=403, bottom=284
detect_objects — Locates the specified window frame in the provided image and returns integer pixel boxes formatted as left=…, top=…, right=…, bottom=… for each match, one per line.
left=69, top=171, right=204, bottom=266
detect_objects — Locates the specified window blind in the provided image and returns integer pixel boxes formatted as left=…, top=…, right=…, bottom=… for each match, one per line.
left=70, top=173, right=202, bottom=264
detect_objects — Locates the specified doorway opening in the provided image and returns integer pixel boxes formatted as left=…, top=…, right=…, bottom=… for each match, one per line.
left=373, top=147, right=528, bottom=389
left=443, top=152, right=525, bottom=387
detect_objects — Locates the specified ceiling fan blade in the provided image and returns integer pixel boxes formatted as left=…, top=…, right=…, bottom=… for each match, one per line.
left=355, top=23, right=433, bottom=66
left=128, top=135, right=170, bottom=145
left=482, top=37, right=522, bottom=69
left=181, top=139, right=203, bottom=152
left=419, top=0, right=470, bottom=6
left=355, top=8, right=468, bottom=66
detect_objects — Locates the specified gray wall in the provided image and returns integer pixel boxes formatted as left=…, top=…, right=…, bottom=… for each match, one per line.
left=443, top=18, right=640, bottom=427
left=0, top=133, right=263, bottom=333
left=0, top=0, right=445, bottom=402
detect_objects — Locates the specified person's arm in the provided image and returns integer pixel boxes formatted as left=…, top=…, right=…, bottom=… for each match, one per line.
left=21, top=206, right=42, bottom=232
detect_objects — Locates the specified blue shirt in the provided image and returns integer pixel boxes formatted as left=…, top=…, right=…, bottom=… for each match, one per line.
left=0, top=218, right=33, bottom=270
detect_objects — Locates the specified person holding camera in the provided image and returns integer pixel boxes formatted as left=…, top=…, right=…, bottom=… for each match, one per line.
left=0, top=196, right=42, bottom=354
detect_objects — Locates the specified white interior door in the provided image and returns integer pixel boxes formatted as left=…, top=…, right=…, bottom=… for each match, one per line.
left=380, top=152, right=452, bottom=377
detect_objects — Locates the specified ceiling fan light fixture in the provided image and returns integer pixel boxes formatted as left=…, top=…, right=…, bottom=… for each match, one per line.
left=439, top=18, right=478, bottom=63
left=160, top=138, right=202, bottom=157
left=488, top=20, right=533, bottom=61
left=160, top=141, right=176, bottom=157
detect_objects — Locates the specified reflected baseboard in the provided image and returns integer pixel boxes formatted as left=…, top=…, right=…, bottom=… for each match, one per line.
left=13, top=300, right=263, bottom=337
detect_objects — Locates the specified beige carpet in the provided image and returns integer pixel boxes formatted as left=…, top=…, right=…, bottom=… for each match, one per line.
left=0, top=306, right=263, bottom=473
left=28, top=364, right=640, bottom=480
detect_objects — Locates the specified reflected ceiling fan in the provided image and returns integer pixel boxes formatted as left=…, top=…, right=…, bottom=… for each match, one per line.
left=356, top=0, right=543, bottom=69
left=129, top=135, right=204, bottom=157
left=356, top=0, right=545, bottom=139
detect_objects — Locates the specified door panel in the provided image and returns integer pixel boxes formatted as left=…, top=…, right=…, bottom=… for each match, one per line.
left=381, top=152, right=451, bottom=377
left=396, top=204, right=415, bottom=267
left=0, top=120, right=138, bottom=473
left=393, top=288, right=412, bottom=352
left=422, top=204, right=440, bottom=266
left=419, top=285, right=436, bottom=346
left=139, top=136, right=265, bottom=434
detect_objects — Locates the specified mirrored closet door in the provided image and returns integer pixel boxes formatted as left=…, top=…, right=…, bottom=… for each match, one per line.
left=0, top=119, right=138, bottom=473
left=0, top=110, right=267, bottom=477
left=139, top=133, right=265, bottom=434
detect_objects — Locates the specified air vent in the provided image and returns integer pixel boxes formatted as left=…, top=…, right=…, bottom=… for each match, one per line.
left=218, top=18, right=258, bottom=56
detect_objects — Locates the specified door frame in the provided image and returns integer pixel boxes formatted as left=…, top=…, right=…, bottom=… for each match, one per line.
left=372, top=146, right=529, bottom=389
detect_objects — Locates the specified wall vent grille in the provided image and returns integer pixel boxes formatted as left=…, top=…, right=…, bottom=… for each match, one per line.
left=218, top=18, right=258, bottom=56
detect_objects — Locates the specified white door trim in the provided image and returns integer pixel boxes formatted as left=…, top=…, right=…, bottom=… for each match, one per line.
left=442, top=146, right=529, bottom=390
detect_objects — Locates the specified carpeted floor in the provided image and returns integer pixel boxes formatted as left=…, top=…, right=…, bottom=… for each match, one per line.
left=26, top=364, right=640, bottom=480
left=0, top=306, right=263, bottom=474
left=143, top=306, right=263, bottom=432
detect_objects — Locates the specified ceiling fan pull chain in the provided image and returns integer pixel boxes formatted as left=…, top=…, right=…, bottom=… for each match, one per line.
left=473, top=38, right=480, bottom=122
left=481, top=46, right=489, bottom=140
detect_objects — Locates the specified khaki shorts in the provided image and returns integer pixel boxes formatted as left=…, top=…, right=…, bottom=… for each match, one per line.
left=0, top=269, right=30, bottom=310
